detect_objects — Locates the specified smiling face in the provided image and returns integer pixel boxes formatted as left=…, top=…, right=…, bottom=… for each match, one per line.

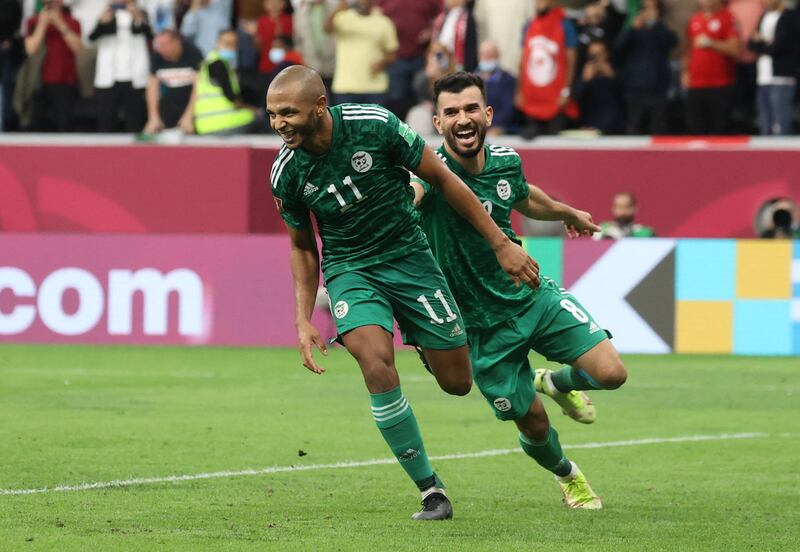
left=434, top=85, right=493, bottom=159
left=266, top=82, right=326, bottom=150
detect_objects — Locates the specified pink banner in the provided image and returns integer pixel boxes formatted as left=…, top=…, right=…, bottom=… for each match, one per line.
left=0, top=145, right=283, bottom=234
left=2, top=143, right=799, bottom=238
left=514, top=149, right=800, bottom=238
left=0, top=233, right=334, bottom=346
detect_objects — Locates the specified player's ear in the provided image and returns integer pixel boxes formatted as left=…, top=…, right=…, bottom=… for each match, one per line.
left=315, top=94, right=328, bottom=117
left=485, top=105, right=494, bottom=127
left=432, top=114, right=444, bottom=135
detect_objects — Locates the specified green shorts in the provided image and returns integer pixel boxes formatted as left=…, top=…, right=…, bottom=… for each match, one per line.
left=468, top=277, right=609, bottom=421
left=325, top=249, right=467, bottom=350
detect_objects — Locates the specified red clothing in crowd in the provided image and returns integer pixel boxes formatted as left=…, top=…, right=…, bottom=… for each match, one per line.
left=257, top=12, right=293, bottom=73
left=376, top=0, right=440, bottom=59
left=26, top=13, right=81, bottom=85
left=519, top=7, right=577, bottom=120
left=686, top=8, right=738, bottom=88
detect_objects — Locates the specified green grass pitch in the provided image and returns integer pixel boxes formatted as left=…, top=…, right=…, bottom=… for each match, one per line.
left=1, top=345, right=798, bottom=551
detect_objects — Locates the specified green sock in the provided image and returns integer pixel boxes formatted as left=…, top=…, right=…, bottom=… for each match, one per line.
left=370, top=386, right=440, bottom=491
left=519, top=426, right=572, bottom=478
left=550, top=365, right=602, bottom=392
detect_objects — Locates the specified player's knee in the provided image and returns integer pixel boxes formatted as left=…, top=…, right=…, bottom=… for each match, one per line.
left=440, top=377, right=472, bottom=396
left=597, top=358, right=627, bottom=390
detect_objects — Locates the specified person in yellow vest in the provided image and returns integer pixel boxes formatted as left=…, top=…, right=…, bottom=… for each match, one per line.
left=194, top=29, right=261, bottom=135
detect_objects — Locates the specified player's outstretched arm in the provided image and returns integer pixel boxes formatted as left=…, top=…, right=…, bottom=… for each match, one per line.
left=414, top=147, right=540, bottom=288
left=287, top=225, right=328, bottom=374
left=514, top=184, right=601, bottom=239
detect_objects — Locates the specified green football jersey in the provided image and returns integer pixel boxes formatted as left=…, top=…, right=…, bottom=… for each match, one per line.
left=270, top=104, right=428, bottom=281
left=415, top=144, right=534, bottom=329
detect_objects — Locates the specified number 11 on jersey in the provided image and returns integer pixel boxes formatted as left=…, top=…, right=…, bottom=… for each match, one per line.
left=327, top=176, right=366, bottom=212
left=417, top=289, right=458, bottom=324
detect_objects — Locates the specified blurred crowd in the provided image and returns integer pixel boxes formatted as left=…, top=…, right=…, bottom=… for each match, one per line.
left=0, top=0, right=798, bottom=136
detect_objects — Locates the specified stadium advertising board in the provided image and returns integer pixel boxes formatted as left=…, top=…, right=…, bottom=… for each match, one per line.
left=0, top=234, right=795, bottom=354
left=2, top=144, right=799, bottom=238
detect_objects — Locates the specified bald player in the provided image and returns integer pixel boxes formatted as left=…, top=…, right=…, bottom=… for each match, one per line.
left=266, top=66, right=539, bottom=520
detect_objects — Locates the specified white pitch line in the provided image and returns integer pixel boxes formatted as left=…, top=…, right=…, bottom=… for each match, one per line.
left=0, top=432, right=781, bottom=497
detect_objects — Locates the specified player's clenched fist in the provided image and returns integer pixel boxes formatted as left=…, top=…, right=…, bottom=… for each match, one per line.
left=494, top=240, right=540, bottom=289
left=296, top=320, right=327, bottom=374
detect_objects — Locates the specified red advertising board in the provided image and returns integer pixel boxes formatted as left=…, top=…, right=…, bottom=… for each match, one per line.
left=1, top=142, right=799, bottom=237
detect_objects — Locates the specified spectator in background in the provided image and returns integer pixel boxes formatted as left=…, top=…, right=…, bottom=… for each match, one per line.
left=180, top=0, right=232, bottom=56
left=265, top=33, right=303, bottom=72
left=24, top=0, right=83, bottom=131
left=476, top=39, right=518, bottom=135
left=748, top=0, right=800, bottom=136
left=516, top=0, right=579, bottom=139
left=90, top=1, right=152, bottom=132
left=376, top=0, right=439, bottom=120
left=575, top=39, right=625, bottom=134
left=615, top=0, right=677, bottom=135
left=405, top=41, right=455, bottom=135
left=575, top=0, right=624, bottom=74
left=255, top=0, right=292, bottom=75
left=595, top=192, right=656, bottom=239
left=194, top=29, right=262, bottom=134
left=431, top=0, right=477, bottom=72
left=141, top=0, right=175, bottom=32
left=0, top=0, right=23, bottom=131
left=682, top=0, right=741, bottom=135
left=144, top=29, right=202, bottom=133
left=473, top=0, right=535, bottom=77
left=291, top=0, right=336, bottom=89
left=324, top=0, right=397, bottom=105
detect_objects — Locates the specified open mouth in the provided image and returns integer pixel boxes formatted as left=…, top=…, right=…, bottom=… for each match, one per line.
left=279, top=130, right=298, bottom=144
left=454, top=126, right=477, bottom=148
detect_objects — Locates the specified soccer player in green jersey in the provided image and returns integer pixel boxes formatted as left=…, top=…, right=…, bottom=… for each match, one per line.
left=266, top=66, right=539, bottom=520
left=411, top=73, right=629, bottom=509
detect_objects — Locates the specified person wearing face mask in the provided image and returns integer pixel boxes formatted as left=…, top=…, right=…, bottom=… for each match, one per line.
left=476, top=39, right=518, bottom=135
left=193, top=29, right=258, bottom=135
left=267, top=34, right=304, bottom=73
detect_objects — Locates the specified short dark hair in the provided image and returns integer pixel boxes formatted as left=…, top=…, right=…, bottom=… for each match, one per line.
left=433, top=72, right=487, bottom=109
left=614, top=192, right=637, bottom=206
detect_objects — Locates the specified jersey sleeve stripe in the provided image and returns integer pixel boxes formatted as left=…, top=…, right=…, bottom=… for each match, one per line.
left=271, top=149, right=294, bottom=188
left=341, top=106, right=389, bottom=116
left=342, top=114, right=389, bottom=122
left=270, top=146, right=289, bottom=183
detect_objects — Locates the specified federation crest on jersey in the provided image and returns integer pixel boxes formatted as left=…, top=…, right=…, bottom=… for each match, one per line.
left=333, top=300, right=349, bottom=319
left=493, top=397, right=512, bottom=412
left=708, top=18, right=720, bottom=32
left=496, top=179, right=511, bottom=200
left=351, top=151, right=373, bottom=173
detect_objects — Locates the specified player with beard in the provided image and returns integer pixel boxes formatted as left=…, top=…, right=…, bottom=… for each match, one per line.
left=411, top=72, right=628, bottom=509
left=267, top=66, right=540, bottom=520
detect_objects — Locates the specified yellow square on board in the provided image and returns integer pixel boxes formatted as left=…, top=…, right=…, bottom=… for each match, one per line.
left=675, top=301, right=733, bottom=353
left=736, top=240, right=791, bottom=299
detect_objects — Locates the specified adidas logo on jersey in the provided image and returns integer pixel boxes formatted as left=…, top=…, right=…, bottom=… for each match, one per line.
left=450, top=323, right=464, bottom=337
left=303, top=182, right=319, bottom=197
left=589, top=322, right=601, bottom=334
